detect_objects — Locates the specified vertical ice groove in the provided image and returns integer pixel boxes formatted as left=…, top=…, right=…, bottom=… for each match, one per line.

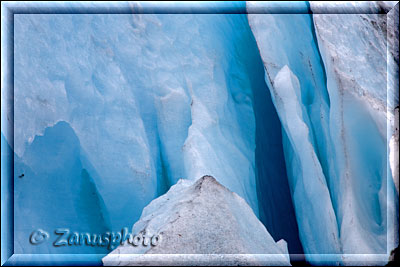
left=247, top=2, right=342, bottom=261
left=244, top=13, right=304, bottom=254
left=272, top=66, right=341, bottom=257
left=310, top=1, right=398, bottom=262
left=246, top=4, right=336, bottom=198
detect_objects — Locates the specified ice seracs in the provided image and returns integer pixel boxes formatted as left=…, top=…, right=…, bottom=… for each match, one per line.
left=103, top=175, right=290, bottom=266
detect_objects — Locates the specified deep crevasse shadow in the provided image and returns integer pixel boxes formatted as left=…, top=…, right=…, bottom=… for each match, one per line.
left=240, top=15, right=304, bottom=255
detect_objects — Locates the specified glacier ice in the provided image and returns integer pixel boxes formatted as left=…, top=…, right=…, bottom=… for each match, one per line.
left=310, top=1, right=398, bottom=258
left=248, top=1, right=399, bottom=264
left=1, top=1, right=398, bottom=265
left=247, top=5, right=341, bottom=260
left=14, top=121, right=111, bottom=254
left=272, top=65, right=340, bottom=256
left=10, top=10, right=269, bottom=255
left=9, top=8, right=306, bottom=259
left=103, top=175, right=291, bottom=266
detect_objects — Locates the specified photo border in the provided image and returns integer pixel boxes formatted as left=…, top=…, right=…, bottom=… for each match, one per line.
left=1, top=1, right=398, bottom=266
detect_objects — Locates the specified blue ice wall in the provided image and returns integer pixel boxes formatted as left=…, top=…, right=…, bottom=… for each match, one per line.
left=5, top=2, right=397, bottom=264
left=9, top=7, right=308, bottom=257
left=248, top=1, right=399, bottom=263
left=311, top=8, right=399, bottom=256
left=14, top=121, right=111, bottom=254
left=11, top=8, right=287, bottom=255
left=12, top=12, right=255, bottom=232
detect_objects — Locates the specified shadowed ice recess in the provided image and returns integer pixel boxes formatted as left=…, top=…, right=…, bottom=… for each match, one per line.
left=2, top=1, right=398, bottom=265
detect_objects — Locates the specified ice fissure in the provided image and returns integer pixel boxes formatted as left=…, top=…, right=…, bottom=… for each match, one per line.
left=247, top=2, right=342, bottom=260
left=248, top=1, right=398, bottom=264
left=246, top=24, right=304, bottom=255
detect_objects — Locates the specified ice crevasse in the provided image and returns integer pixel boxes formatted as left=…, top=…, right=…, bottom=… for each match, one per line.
left=248, top=0, right=398, bottom=263
left=1, top=1, right=398, bottom=265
